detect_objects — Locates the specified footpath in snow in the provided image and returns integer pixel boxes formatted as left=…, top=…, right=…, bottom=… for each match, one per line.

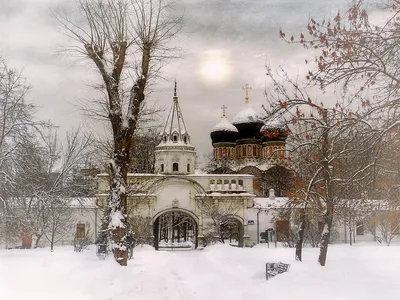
left=1, top=243, right=400, bottom=300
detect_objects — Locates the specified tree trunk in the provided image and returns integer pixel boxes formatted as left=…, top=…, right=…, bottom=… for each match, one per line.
left=318, top=108, right=334, bottom=267
left=318, top=201, right=334, bottom=266
left=34, top=233, right=43, bottom=248
left=108, top=142, right=130, bottom=266
left=50, top=230, right=55, bottom=252
left=295, top=208, right=306, bottom=262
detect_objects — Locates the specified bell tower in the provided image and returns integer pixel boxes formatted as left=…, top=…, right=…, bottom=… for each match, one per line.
left=154, top=82, right=196, bottom=175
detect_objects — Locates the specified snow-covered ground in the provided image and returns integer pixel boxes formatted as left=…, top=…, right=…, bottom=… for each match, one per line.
left=1, top=243, right=399, bottom=300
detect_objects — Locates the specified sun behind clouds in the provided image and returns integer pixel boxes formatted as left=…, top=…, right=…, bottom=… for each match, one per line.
left=198, top=50, right=232, bottom=85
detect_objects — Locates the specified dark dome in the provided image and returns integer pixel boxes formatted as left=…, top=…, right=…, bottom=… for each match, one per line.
left=210, top=117, right=239, bottom=144
left=232, top=103, right=264, bottom=140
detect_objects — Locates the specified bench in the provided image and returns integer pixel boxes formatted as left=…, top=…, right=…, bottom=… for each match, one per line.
left=96, top=244, right=109, bottom=259
left=266, top=262, right=290, bottom=280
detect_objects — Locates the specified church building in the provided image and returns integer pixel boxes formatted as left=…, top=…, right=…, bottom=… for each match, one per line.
left=96, top=83, right=292, bottom=249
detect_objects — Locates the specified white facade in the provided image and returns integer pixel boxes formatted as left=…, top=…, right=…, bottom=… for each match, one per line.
left=0, top=198, right=101, bottom=249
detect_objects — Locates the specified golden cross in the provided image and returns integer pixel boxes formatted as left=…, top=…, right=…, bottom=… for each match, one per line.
left=221, top=104, right=227, bottom=118
left=242, top=83, right=252, bottom=103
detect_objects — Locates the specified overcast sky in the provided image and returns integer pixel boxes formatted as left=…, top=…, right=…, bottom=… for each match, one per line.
left=0, top=0, right=384, bottom=166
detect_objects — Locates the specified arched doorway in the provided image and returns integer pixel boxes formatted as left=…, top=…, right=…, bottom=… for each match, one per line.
left=153, top=210, right=198, bottom=250
left=219, top=216, right=244, bottom=247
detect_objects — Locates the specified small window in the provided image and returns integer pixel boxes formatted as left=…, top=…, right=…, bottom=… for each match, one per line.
left=217, top=179, right=222, bottom=184
left=76, top=223, right=85, bottom=238
left=210, top=179, right=215, bottom=184
left=163, top=135, right=167, bottom=142
left=247, top=145, right=251, bottom=156
left=238, top=179, right=243, bottom=186
left=161, top=164, right=164, bottom=172
left=187, top=164, right=190, bottom=172
left=356, top=221, right=364, bottom=236
left=173, top=135, right=178, bottom=142
left=173, top=163, right=179, bottom=171
left=231, top=179, right=236, bottom=184
left=184, top=136, right=187, bottom=143
left=224, top=179, right=229, bottom=184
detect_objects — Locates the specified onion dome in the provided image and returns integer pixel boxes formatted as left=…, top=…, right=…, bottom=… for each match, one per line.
left=211, top=105, right=239, bottom=144
left=232, top=84, right=264, bottom=139
left=260, top=119, right=288, bottom=142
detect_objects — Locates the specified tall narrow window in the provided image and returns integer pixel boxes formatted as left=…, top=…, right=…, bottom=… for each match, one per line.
left=161, top=164, right=164, bottom=172
left=173, top=163, right=179, bottom=172
left=76, top=223, right=85, bottom=238
left=187, top=164, right=190, bottom=172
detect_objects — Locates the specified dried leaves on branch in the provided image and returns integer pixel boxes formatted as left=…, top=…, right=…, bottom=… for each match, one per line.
left=267, top=0, right=399, bottom=265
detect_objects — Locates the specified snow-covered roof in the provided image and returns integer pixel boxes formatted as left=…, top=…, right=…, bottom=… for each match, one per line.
left=229, top=161, right=275, bottom=172
left=156, top=140, right=195, bottom=149
left=260, top=119, right=284, bottom=131
left=253, top=197, right=290, bottom=209
left=232, top=103, right=262, bottom=125
left=211, top=116, right=239, bottom=133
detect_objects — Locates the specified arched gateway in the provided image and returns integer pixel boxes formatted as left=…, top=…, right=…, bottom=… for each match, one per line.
left=96, top=84, right=255, bottom=249
left=153, top=209, right=198, bottom=250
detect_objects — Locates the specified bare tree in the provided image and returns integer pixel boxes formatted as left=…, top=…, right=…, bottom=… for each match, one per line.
left=54, top=0, right=183, bottom=265
left=371, top=210, right=400, bottom=246
left=264, top=66, right=379, bottom=265
left=273, top=0, right=400, bottom=264
left=3, top=128, right=92, bottom=249
left=200, top=198, right=243, bottom=245
left=43, top=197, right=75, bottom=252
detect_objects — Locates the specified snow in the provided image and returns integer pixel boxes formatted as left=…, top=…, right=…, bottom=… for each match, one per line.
left=211, top=116, right=239, bottom=133
left=260, top=119, right=284, bottom=131
left=253, top=197, right=290, bottom=209
left=110, top=210, right=125, bottom=228
left=232, top=102, right=263, bottom=125
left=1, top=243, right=400, bottom=300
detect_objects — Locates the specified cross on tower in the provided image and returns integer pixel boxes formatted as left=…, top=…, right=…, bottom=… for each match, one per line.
left=242, top=83, right=252, bottom=103
left=221, top=104, right=227, bottom=118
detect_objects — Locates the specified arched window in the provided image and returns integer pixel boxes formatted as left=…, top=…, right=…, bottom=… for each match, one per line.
left=224, top=179, right=229, bottom=184
left=163, top=135, right=167, bottom=142
left=210, top=179, right=215, bottom=185
left=161, top=164, right=164, bottom=172
left=231, top=179, right=236, bottom=184
left=253, top=145, right=257, bottom=156
left=238, top=179, right=243, bottom=186
left=272, top=146, right=277, bottom=158
left=173, top=135, right=178, bottom=142
left=216, top=179, right=222, bottom=184
left=247, top=145, right=251, bottom=156
left=187, top=164, right=190, bottom=172
left=173, top=163, right=179, bottom=171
